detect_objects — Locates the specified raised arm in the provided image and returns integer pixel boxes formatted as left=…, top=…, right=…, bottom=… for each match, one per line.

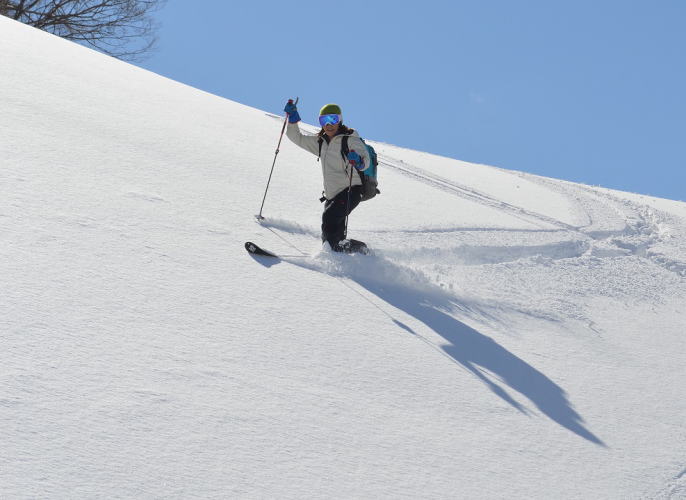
left=283, top=100, right=320, bottom=156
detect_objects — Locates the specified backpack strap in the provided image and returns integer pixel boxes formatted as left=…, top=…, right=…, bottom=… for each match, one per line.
left=340, top=135, right=350, bottom=160
left=320, top=134, right=354, bottom=168
left=321, top=134, right=354, bottom=162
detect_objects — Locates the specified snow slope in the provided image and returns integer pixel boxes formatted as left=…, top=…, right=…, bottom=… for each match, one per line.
left=2, top=16, right=685, bottom=499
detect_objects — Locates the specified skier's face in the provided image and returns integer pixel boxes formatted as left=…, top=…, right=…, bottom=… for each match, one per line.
left=323, top=121, right=339, bottom=138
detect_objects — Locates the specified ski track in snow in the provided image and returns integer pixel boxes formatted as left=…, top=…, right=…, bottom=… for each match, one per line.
left=649, top=466, right=686, bottom=499
left=379, top=154, right=571, bottom=232
left=379, top=151, right=686, bottom=278
left=528, top=173, right=686, bottom=278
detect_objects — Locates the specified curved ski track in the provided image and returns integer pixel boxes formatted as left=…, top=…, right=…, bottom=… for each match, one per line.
left=378, top=153, right=686, bottom=278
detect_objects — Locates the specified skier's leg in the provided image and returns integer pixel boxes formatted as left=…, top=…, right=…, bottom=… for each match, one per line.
left=321, top=187, right=362, bottom=250
left=322, top=196, right=347, bottom=248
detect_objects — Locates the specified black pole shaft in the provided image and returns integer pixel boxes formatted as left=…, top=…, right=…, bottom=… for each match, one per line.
left=257, top=97, right=298, bottom=219
left=343, top=161, right=354, bottom=240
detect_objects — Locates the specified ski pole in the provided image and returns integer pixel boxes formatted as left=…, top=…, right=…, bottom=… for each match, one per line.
left=343, top=157, right=354, bottom=240
left=256, top=97, right=298, bottom=220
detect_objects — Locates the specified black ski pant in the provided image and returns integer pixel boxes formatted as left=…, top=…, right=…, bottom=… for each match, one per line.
left=322, top=185, right=363, bottom=249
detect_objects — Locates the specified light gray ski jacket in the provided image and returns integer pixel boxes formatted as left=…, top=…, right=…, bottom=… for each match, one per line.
left=286, top=122, right=370, bottom=200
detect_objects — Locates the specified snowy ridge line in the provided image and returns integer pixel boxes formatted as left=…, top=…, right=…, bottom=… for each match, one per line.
left=377, top=154, right=575, bottom=232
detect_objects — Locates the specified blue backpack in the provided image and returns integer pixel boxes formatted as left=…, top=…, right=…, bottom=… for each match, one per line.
left=341, top=135, right=380, bottom=201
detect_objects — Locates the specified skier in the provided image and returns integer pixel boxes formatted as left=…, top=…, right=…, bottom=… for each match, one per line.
left=283, top=100, right=371, bottom=253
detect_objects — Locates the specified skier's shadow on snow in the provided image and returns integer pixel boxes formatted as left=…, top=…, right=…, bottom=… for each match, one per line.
left=290, top=255, right=605, bottom=446
left=370, top=279, right=605, bottom=446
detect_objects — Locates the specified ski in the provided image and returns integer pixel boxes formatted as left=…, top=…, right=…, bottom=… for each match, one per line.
left=245, top=241, right=278, bottom=258
left=246, top=240, right=370, bottom=258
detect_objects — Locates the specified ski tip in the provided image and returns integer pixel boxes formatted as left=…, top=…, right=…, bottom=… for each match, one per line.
left=245, top=241, right=278, bottom=258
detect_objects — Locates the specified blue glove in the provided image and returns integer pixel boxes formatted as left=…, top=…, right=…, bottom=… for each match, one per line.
left=347, top=150, right=364, bottom=170
left=284, top=100, right=301, bottom=124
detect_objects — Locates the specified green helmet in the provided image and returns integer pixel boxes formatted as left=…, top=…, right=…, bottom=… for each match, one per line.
left=319, top=103, right=342, bottom=116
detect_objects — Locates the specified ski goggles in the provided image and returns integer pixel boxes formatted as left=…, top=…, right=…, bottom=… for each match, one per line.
left=318, top=113, right=341, bottom=127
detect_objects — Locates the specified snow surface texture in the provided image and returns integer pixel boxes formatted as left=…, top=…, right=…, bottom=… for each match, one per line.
left=2, top=16, right=686, bottom=499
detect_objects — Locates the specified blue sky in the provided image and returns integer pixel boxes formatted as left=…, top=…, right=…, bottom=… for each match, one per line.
left=141, top=1, right=685, bottom=201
